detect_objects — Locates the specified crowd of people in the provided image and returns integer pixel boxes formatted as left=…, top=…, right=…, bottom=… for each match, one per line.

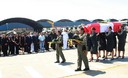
left=0, top=26, right=127, bottom=71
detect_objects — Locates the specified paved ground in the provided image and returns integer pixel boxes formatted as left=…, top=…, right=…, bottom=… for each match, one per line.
left=0, top=37, right=128, bottom=78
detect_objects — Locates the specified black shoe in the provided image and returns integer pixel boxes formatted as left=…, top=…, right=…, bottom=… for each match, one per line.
left=96, top=59, right=99, bottom=62
left=103, top=57, right=108, bottom=60
left=83, top=68, right=90, bottom=71
left=122, top=56, right=124, bottom=59
left=116, top=56, right=121, bottom=59
left=110, top=58, right=114, bottom=60
left=54, top=61, right=60, bottom=63
left=61, top=60, right=66, bottom=63
left=102, top=56, right=105, bottom=58
left=75, top=68, right=81, bottom=71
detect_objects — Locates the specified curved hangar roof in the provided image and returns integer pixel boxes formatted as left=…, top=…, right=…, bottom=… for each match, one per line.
left=0, top=17, right=43, bottom=31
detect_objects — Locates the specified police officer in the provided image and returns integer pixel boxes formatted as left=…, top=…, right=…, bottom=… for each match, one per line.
left=75, top=28, right=90, bottom=71
left=54, top=31, right=66, bottom=63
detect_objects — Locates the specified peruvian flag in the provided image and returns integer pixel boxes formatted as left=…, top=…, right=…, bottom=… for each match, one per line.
left=84, top=22, right=122, bottom=34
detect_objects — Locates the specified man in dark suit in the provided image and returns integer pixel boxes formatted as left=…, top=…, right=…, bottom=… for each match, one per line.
left=7, top=34, right=15, bottom=55
left=25, top=33, right=33, bottom=54
left=0, top=35, right=2, bottom=56
left=1, top=34, right=8, bottom=56
left=50, top=29, right=57, bottom=50
left=13, top=34, right=20, bottom=55
left=33, top=32, right=39, bottom=53
left=45, top=31, right=51, bottom=51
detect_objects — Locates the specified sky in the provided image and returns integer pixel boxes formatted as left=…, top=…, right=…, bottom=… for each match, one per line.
left=0, top=0, right=128, bottom=21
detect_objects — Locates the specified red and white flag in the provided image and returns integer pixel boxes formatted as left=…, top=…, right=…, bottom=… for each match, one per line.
left=84, top=22, right=122, bottom=34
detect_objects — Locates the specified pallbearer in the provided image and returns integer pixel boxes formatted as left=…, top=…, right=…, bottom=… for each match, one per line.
left=105, top=26, right=114, bottom=60
left=89, top=27, right=99, bottom=62
left=98, top=33, right=106, bottom=58
left=117, top=26, right=127, bottom=59
left=75, top=28, right=90, bottom=71
left=113, top=32, right=117, bottom=56
left=54, top=31, right=66, bottom=63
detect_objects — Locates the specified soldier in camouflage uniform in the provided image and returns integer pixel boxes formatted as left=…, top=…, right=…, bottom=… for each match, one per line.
left=54, top=31, right=66, bottom=63
left=75, top=28, right=90, bottom=71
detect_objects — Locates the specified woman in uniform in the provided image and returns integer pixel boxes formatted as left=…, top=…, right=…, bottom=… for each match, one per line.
left=89, top=27, right=99, bottom=62
left=117, top=26, right=127, bottom=59
left=113, top=32, right=117, bottom=56
left=105, top=26, right=114, bottom=60
left=98, top=33, right=106, bottom=58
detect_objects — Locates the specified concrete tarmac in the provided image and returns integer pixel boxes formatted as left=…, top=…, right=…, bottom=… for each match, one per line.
left=0, top=37, right=127, bottom=78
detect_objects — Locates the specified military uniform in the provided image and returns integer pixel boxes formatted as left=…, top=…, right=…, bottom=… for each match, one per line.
left=117, top=29, right=127, bottom=58
left=75, top=33, right=89, bottom=71
left=106, top=31, right=114, bottom=52
left=90, top=32, right=98, bottom=54
left=55, top=35, right=66, bottom=63
left=117, top=30, right=127, bottom=51
left=105, top=30, right=114, bottom=60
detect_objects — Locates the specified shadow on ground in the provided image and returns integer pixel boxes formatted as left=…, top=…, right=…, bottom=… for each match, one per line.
left=59, top=62, right=75, bottom=66
left=114, top=56, right=128, bottom=62
left=99, top=59, right=113, bottom=64
left=99, top=56, right=128, bottom=64
left=83, top=70, right=106, bottom=76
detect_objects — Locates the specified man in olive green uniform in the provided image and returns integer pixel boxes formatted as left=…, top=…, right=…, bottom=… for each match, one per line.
left=75, top=28, right=90, bottom=71
left=54, top=31, right=66, bottom=63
